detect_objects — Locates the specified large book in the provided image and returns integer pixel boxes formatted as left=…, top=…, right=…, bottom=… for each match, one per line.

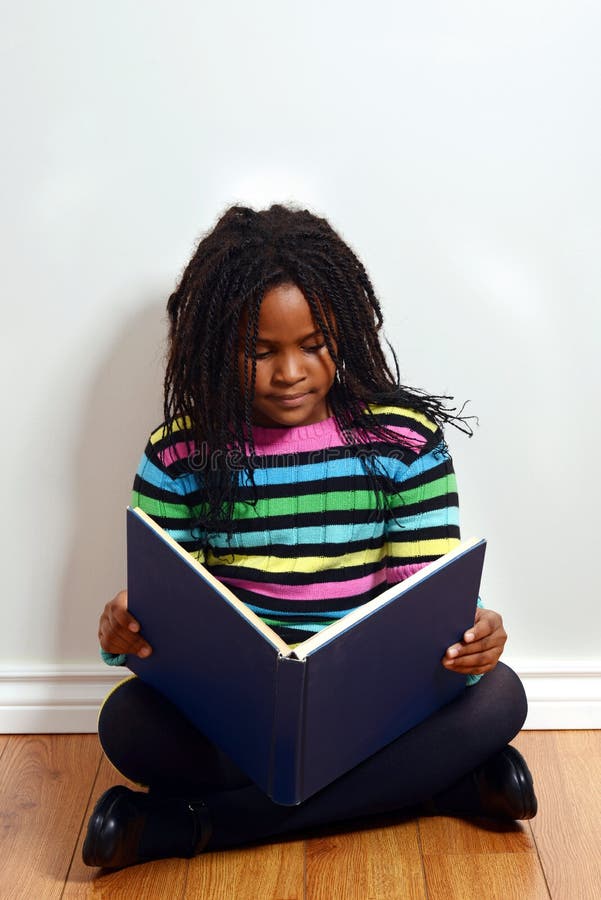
left=126, top=506, right=486, bottom=805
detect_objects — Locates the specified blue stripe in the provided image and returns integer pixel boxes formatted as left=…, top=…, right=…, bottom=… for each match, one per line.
left=387, top=507, right=460, bottom=532
left=383, top=443, right=450, bottom=480
left=238, top=443, right=448, bottom=486
left=137, top=454, right=199, bottom=495
left=246, top=602, right=356, bottom=620
left=210, top=522, right=373, bottom=548
left=239, top=456, right=379, bottom=487
left=164, top=528, right=203, bottom=543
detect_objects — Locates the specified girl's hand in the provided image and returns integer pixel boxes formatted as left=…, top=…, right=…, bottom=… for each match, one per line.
left=442, top=607, right=506, bottom=675
left=98, top=589, right=152, bottom=659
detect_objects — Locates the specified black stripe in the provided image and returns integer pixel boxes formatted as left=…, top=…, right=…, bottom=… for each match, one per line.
left=245, top=446, right=359, bottom=468
left=133, top=475, right=205, bottom=508
left=386, top=525, right=461, bottom=543
left=388, top=493, right=459, bottom=517
left=387, top=553, right=446, bottom=567
left=211, top=533, right=387, bottom=559
left=209, top=559, right=384, bottom=586
left=235, top=472, right=376, bottom=501
left=212, top=508, right=388, bottom=533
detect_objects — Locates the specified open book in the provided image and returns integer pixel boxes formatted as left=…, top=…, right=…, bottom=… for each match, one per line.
left=126, top=506, right=486, bottom=805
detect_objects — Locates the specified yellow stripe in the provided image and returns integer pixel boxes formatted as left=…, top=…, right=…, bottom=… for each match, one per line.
left=186, top=548, right=205, bottom=564
left=207, top=537, right=459, bottom=573
left=149, top=416, right=193, bottom=444
left=387, top=537, right=460, bottom=558
left=367, top=405, right=437, bottom=432
left=206, top=545, right=386, bottom=574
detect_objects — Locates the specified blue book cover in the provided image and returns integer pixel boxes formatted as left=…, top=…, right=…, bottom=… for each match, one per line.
left=126, top=506, right=486, bottom=805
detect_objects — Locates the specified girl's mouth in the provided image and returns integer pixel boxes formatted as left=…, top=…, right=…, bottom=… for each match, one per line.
left=269, top=392, right=311, bottom=406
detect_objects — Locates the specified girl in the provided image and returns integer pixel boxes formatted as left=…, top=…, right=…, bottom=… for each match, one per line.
left=85, top=204, right=536, bottom=869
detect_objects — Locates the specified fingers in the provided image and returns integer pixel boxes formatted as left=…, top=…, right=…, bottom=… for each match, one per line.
left=442, top=608, right=506, bottom=675
left=98, top=590, right=153, bottom=659
left=442, top=649, right=501, bottom=674
left=462, top=608, right=500, bottom=644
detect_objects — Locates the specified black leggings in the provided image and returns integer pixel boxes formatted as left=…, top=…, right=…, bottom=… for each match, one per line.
left=98, top=662, right=527, bottom=850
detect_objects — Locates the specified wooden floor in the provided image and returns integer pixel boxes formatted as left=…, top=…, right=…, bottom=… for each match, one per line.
left=0, top=731, right=599, bottom=899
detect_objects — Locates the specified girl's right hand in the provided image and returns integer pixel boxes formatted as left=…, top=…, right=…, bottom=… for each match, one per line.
left=98, top=589, right=153, bottom=658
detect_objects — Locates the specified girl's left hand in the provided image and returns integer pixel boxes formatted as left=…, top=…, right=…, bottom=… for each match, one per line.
left=442, top=607, right=507, bottom=675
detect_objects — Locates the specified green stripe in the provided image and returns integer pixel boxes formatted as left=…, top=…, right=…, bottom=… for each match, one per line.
left=397, top=474, right=457, bottom=506
left=131, top=492, right=192, bottom=519
left=230, top=489, right=380, bottom=520
left=134, top=475, right=456, bottom=522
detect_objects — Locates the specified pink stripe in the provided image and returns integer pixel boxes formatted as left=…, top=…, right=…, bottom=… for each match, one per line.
left=250, top=420, right=346, bottom=456
left=158, top=441, right=194, bottom=466
left=221, top=569, right=388, bottom=601
left=157, top=423, right=427, bottom=464
left=251, top=422, right=427, bottom=456
left=381, top=425, right=427, bottom=451
left=387, top=561, right=429, bottom=583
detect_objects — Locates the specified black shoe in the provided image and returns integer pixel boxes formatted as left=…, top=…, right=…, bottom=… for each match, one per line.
left=473, top=745, right=538, bottom=820
left=82, top=786, right=212, bottom=868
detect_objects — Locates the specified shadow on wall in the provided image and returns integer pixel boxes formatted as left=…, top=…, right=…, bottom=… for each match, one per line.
left=56, top=297, right=167, bottom=665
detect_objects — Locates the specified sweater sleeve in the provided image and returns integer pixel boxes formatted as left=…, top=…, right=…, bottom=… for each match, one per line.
left=130, top=438, right=206, bottom=563
left=385, top=439, right=461, bottom=583
left=100, top=427, right=206, bottom=668
left=385, top=438, right=484, bottom=686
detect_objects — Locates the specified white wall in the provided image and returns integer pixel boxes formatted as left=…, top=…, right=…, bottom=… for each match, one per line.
left=1, top=1, right=599, bottom=727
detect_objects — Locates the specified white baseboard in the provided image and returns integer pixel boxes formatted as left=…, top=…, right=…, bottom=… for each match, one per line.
left=0, top=664, right=126, bottom=733
left=0, top=660, right=599, bottom=733
left=506, top=658, right=601, bottom=730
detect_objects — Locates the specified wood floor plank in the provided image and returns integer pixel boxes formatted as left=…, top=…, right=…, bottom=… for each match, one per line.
left=63, top=754, right=188, bottom=898
left=0, top=735, right=10, bottom=767
left=306, top=819, right=427, bottom=899
left=0, top=734, right=102, bottom=900
left=418, top=735, right=551, bottom=900
left=185, top=839, right=305, bottom=899
left=419, top=812, right=536, bottom=855
left=514, top=730, right=601, bottom=900
left=419, top=817, right=549, bottom=899
left=422, top=851, right=550, bottom=899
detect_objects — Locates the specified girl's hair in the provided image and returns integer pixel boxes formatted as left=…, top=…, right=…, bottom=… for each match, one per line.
left=164, top=203, right=472, bottom=536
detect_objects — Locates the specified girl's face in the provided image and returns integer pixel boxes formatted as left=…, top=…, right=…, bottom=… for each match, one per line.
left=239, top=283, right=337, bottom=428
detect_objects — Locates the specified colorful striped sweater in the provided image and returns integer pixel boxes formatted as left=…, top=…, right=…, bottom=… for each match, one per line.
left=133, top=405, right=462, bottom=638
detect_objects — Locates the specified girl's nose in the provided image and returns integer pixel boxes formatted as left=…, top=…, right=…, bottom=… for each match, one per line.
left=274, top=351, right=305, bottom=383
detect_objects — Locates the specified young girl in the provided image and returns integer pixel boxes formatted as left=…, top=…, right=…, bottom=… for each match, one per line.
left=85, top=204, right=536, bottom=869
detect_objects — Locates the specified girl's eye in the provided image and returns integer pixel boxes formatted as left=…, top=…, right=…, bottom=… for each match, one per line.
left=303, top=343, right=326, bottom=354
left=253, top=344, right=325, bottom=360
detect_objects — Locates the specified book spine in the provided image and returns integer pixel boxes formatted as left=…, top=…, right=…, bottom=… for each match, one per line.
left=268, top=655, right=307, bottom=805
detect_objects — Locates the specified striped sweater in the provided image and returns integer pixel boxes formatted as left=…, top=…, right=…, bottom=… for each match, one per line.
left=129, top=405, right=461, bottom=644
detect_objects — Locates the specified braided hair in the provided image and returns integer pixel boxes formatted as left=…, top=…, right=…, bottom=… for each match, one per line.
left=164, top=203, right=472, bottom=538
